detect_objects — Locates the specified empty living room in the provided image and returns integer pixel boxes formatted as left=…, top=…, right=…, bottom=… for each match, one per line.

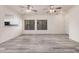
left=0, top=5, right=79, bottom=53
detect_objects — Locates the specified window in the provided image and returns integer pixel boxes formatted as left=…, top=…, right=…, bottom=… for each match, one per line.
left=37, top=20, right=47, bottom=30
left=24, top=20, right=35, bottom=30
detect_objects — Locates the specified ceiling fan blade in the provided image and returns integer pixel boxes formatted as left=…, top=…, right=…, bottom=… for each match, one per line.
left=56, top=7, right=62, bottom=9
left=19, top=6, right=25, bottom=8
left=19, top=5, right=28, bottom=8
left=20, top=5, right=31, bottom=9
left=32, top=10, right=37, bottom=12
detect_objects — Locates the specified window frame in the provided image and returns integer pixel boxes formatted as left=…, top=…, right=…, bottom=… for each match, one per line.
left=24, top=20, right=35, bottom=30
left=37, top=20, right=47, bottom=30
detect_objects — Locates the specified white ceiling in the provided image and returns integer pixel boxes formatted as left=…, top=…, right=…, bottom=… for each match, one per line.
left=6, top=5, right=74, bottom=15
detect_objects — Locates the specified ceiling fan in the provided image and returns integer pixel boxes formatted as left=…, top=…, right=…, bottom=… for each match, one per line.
left=20, top=5, right=37, bottom=13
left=48, top=5, right=62, bottom=14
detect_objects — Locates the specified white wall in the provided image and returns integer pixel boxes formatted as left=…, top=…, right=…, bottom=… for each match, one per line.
left=64, top=14, right=69, bottom=34
left=65, top=6, right=79, bottom=42
left=0, top=6, right=22, bottom=43
left=23, top=14, right=65, bottom=34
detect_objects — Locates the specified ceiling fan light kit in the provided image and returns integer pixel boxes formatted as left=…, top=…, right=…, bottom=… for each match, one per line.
left=26, top=9, right=31, bottom=13
left=49, top=9, right=56, bottom=13
left=49, top=5, right=62, bottom=15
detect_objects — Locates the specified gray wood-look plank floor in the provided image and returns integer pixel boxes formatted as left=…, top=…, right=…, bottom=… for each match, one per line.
left=0, top=34, right=79, bottom=53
